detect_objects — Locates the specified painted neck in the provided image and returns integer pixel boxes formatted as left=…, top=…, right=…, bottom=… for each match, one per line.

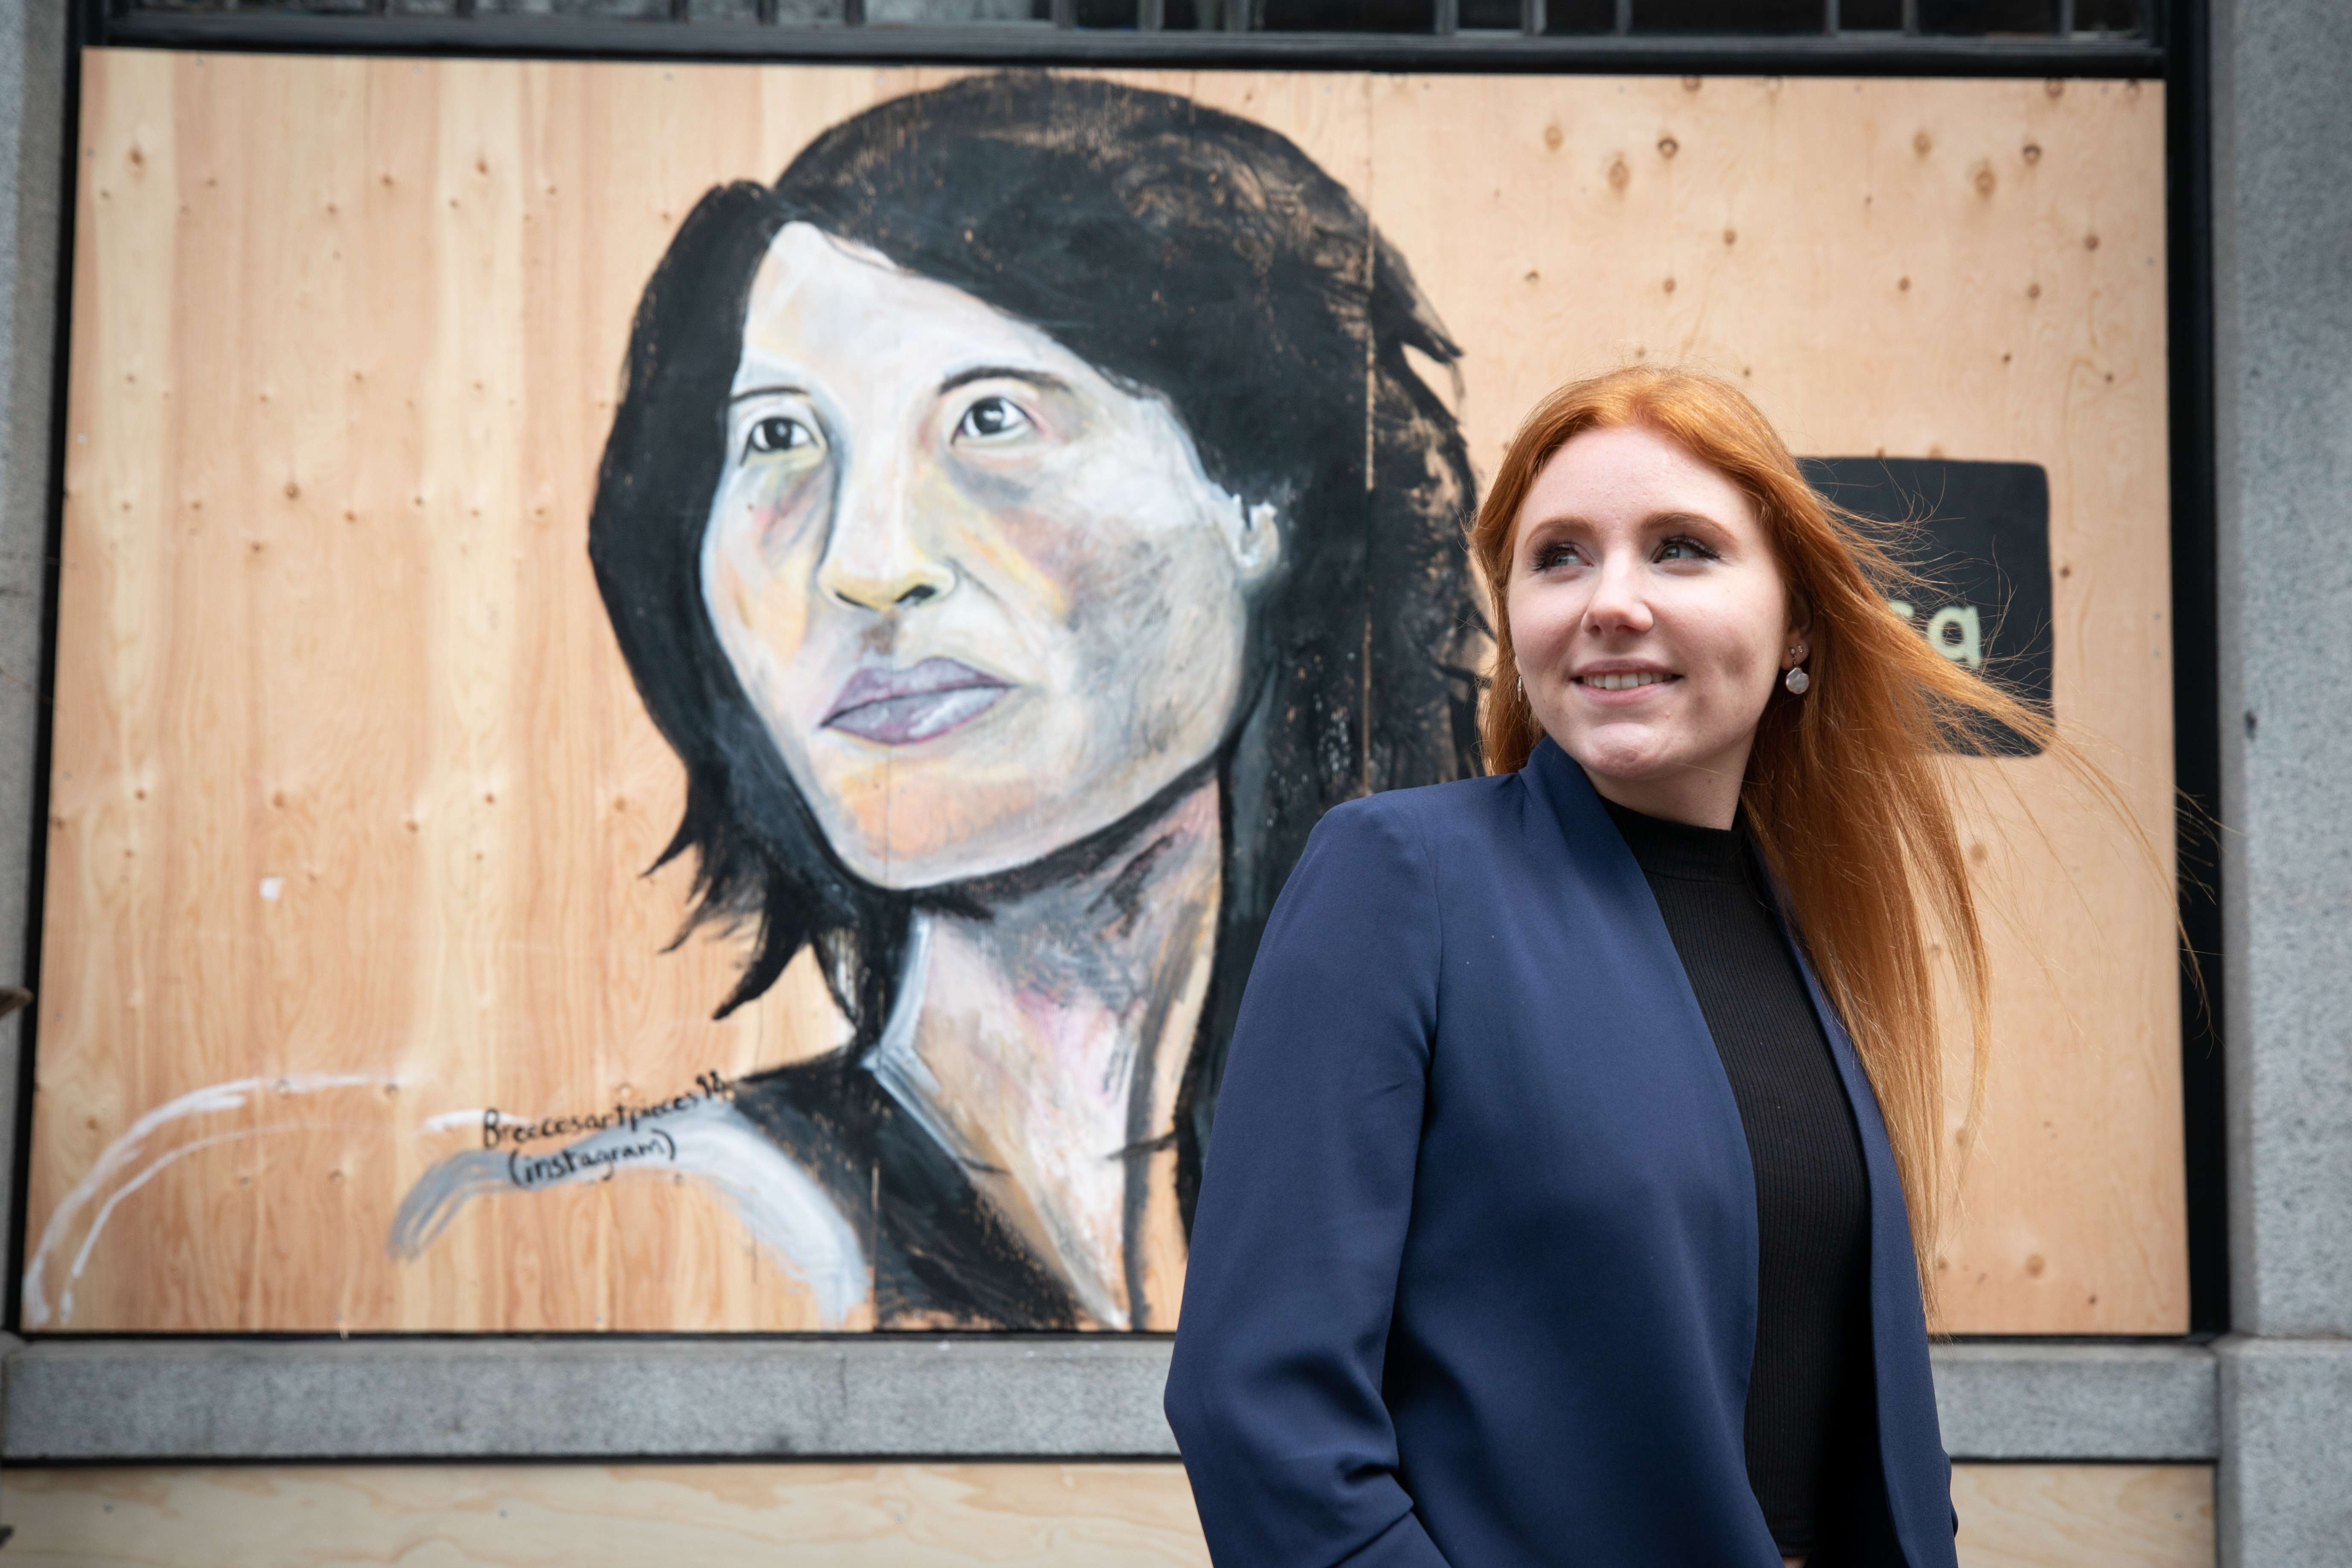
left=960, top=776, right=1225, bottom=981
left=876, top=778, right=1223, bottom=1329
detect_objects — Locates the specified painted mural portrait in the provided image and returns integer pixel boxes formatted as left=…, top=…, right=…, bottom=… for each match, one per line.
left=443, top=74, right=1484, bottom=1330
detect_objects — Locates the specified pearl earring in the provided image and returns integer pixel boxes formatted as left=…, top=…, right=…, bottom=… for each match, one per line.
left=1784, top=643, right=1811, bottom=695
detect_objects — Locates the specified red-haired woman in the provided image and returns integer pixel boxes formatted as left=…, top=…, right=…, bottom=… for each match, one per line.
left=1166, top=367, right=2063, bottom=1568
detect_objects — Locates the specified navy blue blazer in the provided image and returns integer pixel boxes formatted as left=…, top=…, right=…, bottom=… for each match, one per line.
left=1165, top=739, right=1956, bottom=1568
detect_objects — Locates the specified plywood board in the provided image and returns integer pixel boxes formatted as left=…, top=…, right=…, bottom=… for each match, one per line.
left=0, top=1462, right=2212, bottom=1568
left=30, top=52, right=2180, bottom=1332
left=1954, top=1463, right=2214, bottom=1568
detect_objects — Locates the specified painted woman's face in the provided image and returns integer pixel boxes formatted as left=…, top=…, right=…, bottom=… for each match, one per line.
left=702, top=224, right=1280, bottom=890
left=1507, top=422, right=1802, bottom=828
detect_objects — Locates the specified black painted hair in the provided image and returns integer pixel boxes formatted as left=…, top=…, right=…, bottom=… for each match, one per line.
left=587, top=73, right=1483, bottom=1221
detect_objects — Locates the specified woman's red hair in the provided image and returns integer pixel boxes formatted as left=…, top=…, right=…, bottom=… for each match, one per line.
left=1472, top=366, right=2079, bottom=1311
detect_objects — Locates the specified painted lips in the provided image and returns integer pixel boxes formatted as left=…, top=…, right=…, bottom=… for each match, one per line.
left=822, top=658, right=1012, bottom=746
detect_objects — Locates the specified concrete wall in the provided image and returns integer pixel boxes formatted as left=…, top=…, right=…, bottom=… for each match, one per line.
left=0, top=1338, right=2218, bottom=1463
left=2211, top=0, right=2352, bottom=1561
left=0, top=0, right=64, bottom=1264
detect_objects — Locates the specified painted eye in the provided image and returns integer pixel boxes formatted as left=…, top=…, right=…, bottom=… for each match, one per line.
left=955, top=396, right=1032, bottom=443
left=745, top=415, right=815, bottom=457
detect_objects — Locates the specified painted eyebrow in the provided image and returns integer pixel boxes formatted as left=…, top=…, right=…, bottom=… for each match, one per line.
left=726, top=384, right=811, bottom=405
left=725, top=368, right=1071, bottom=406
left=938, top=365, right=1072, bottom=396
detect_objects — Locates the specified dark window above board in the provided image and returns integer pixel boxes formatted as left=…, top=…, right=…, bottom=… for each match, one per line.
left=117, top=0, right=2146, bottom=37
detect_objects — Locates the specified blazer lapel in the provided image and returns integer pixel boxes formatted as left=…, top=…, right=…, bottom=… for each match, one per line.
left=1522, top=738, right=1766, bottom=1400
left=1769, top=891, right=1958, bottom=1568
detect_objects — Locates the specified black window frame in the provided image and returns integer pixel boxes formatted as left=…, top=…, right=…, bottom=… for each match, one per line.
left=85, top=0, right=2165, bottom=70
left=17, top=0, right=2221, bottom=1338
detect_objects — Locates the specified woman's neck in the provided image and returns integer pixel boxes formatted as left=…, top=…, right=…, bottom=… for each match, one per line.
left=880, top=777, right=1222, bottom=1330
left=1580, top=758, right=1747, bottom=830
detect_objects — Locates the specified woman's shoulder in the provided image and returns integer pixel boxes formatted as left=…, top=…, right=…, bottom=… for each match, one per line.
left=1279, top=775, right=1543, bottom=919
left=1309, top=764, right=1620, bottom=899
left=1312, top=770, right=1531, bottom=855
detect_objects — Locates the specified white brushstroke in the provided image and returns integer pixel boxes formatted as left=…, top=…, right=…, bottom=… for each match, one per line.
left=42, top=1072, right=875, bottom=1330
left=395, top=1096, right=870, bottom=1328
left=864, top=912, right=1134, bottom=1329
left=643, top=1098, right=868, bottom=1327
left=864, top=914, right=977, bottom=1166
left=64, top=1125, right=303, bottom=1323
left=23, top=1073, right=378, bottom=1328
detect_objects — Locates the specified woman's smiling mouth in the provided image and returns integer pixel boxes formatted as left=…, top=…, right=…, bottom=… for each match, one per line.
left=1574, top=670, right=1680, bottom=691
left=823, top=658, right=1012, bottom=745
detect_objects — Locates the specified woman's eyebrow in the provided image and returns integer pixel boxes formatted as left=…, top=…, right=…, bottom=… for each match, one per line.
left=1516, top=509, right=1728, bottom=546
left=938, top=365, right=1072, bottom=396
left=726, top=383, right=811, bottom=404
left=1647, top=509, right=1725, bottom=531
left=1519, top=514, right=1587, bottom=538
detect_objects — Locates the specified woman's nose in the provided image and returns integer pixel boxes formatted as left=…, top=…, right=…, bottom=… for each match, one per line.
left=1581, top=554, right=1655, bottom=636
left=815, top=464, right=957, bottom=613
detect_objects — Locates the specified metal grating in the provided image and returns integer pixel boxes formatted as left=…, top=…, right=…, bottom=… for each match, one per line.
left=116, top=0, right=2148, bottom=38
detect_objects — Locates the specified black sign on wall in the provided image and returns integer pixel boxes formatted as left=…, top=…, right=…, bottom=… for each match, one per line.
left=1801, top=458, right=2055, bottom=758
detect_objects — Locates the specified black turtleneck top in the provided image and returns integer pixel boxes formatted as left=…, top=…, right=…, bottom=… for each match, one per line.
left=1601, top=798, right=1876, bottom=1559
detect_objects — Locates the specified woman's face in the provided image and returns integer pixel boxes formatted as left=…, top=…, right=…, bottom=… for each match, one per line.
left=1507, top=423, right=1802, bottom=829
left=702, top=224, right=1280, bottom=890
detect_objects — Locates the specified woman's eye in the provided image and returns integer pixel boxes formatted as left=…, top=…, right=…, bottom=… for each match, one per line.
left=1657, top=536, right=1718, bottom=562
left=955, top=396, right=1032, bottom=443
left=1533, top=543, right=1582, bottom=572
left=745, top=416, right=815, bottom=457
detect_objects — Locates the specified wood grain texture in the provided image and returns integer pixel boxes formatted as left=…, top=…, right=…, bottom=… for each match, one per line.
left=32, top=54, right=2179, bottom=1332
left=0, top=1462, right=2212, bottom=1568
left=0, top=1463, right=1214, bottom=1567
left=1955, top=1463, right=2214, bottom=1568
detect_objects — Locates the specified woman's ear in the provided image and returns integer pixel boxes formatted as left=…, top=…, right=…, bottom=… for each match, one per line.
left=1782, top=588, right=1815, bottom=667
left=1225, top=497, right=1282, bottom=586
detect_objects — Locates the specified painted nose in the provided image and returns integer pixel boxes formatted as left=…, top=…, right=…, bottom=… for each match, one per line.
left=815, top=463, right=956, bottom=613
